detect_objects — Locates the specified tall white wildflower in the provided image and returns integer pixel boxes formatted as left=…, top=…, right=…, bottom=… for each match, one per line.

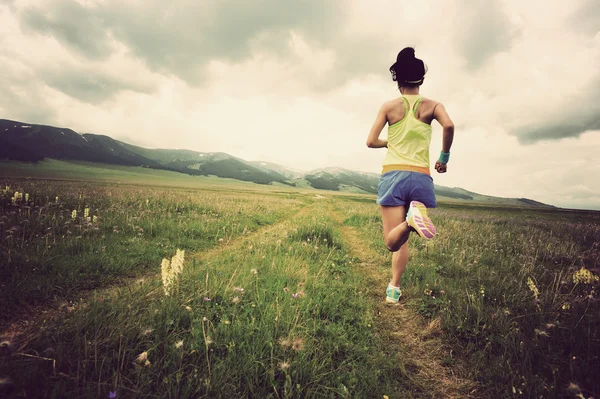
left=171, top=249, right=185, bottom=275
left=161, top=258, right=172, bottom=296
left=161, top=249, right=186, bottom=296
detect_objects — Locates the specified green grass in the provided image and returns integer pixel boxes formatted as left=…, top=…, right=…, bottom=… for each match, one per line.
left=1, top=175, right=599, bottom=398
left=0, top=179, right=304, bottom=323
left=336, top=200, right=600, bottom=398
left=1, top=185, right=412, bottom=398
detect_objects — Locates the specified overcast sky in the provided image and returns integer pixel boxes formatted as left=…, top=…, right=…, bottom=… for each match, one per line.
left=1, top=0, right=599, bottom=210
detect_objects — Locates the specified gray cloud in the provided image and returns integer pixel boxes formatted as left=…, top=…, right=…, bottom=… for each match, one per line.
left=0, top=58, right=56, bottom=124
left=20, top=1, right=114, bottom=59
left=568, top=0, right=600, bottom=36
left=0, top=83, right=56, bottom=125
left=19, top=0, right=347, bottom=84
left=511, top=78, right=600, bottom=143
left=456, top=1, right=517, bottom=70
left=42, top=68, right=156, bottom=104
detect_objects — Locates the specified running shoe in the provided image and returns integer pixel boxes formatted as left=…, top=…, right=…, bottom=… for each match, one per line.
left=406, top=201, right=436, bottom=239
left=386, top=285, right=402, bottom=304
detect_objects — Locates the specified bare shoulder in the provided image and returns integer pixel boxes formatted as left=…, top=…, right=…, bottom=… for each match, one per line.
left=382, top=97, right=403, bottom=110
left=420, top=97, right=441, bottom=110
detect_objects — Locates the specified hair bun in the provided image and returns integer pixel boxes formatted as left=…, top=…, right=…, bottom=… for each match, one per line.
left=398, top=47, right=415, bottom=60
left=389, top=47, right=426, bottom=85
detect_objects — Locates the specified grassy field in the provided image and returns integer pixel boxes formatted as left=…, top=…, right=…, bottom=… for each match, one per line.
left=1, top=175, right=599, bottom=398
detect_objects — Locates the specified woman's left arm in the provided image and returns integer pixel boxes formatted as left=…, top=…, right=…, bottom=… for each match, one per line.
left=366, top=103, right=388, bottom=148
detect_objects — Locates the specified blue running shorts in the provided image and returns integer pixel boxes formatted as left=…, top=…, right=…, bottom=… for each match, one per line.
left=376, top=171, right=437, bottom=208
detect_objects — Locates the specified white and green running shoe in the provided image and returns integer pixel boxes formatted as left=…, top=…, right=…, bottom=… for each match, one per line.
left=386, top=285, right=402, bottom=304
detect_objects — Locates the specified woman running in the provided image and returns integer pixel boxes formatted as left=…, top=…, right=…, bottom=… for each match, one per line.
left=366, top=47, right=455, bottom=304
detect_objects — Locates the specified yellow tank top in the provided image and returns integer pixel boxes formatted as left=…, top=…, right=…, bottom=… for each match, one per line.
left=381, top=95, right=432, bottom=176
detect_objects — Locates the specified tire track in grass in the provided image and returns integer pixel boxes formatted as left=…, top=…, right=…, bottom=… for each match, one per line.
left=329, top=206, right=479, bottom=399
left=0, top=201, right=318, bottom=346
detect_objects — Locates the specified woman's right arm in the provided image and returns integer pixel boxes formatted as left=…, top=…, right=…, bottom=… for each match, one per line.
left=366, top=103, right=389, bottom=149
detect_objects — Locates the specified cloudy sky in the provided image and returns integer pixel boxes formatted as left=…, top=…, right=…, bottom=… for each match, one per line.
left=1, top=0, right=599, bottom=210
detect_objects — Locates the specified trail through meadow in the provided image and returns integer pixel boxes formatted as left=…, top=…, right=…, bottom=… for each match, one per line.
left=0, top=201, right=317, bottom=350
left=329, top=205, right=479, bottom=399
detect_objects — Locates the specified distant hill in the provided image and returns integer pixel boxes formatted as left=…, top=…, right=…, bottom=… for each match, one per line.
left=0, top=118, right=555, bottom=208
left=0, top=119, right=290, bottom=185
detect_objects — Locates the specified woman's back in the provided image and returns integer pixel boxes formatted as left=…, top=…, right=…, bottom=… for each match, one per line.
left=384, top=96, right=438, bottom=126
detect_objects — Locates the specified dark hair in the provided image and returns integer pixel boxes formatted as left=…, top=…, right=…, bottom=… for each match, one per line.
left=389, top=47, right=427, bottom=87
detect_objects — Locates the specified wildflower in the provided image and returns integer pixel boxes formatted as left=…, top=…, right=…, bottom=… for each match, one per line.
left=135, top=351, right=148, bottom=364
left=71, top=209, right=77, bottom=219
left=424, top=288, right=433, bottom=296
left=175, top=340, right=184, bottom=349
left=283, top=287, right=290, bottom=292
left=108, top=391, right=117, bottom=398
left=566, top=382, right=582, bottom=395
left=203, top=297, right=211, bottom=301
left=202, top=316, right=208, bottom=322
left=161, top=259, right=172, bottom=296
left=205, top=336, right=213, bottom=345
left=279, top=361, right=291, bottom=371
left=291, top=338, right=305, bottom=351
left=527, top=277, right=539, bottom=300
left=534, top=328, right=549, bottom=337
left=185, top=306, right=193, bottom=312
left=232, top=296, right=241, bottom=304
left=93, top=215, right=98, bottom=223
left=55, top=196, right=59, bottom=203
left=233, top=287, right=244, bottom=293
left=0, top=340, right=14, bottom=356
left=251, top=268, right=258, bottom=275
left=25, top=193, right=29, bottom=202
left=479, top=285, right=485, bottom=297
left=84, top=208, right=89, bottom=218
left=291, top=293, right=299, bottom=299
left=160, top=249, right=185, bottom=296
left=562, top=303, right=571, bottom=310
left=223, top=320, right=230, bottom=325
left=141, top=328, right=154, bottom=336
left=279, top=337, right=291, bottom=348
left=573, top=266, right=599, bottom=285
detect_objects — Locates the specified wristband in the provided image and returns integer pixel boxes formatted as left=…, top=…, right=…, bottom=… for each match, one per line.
left=438, top=151, right=450, bottom=164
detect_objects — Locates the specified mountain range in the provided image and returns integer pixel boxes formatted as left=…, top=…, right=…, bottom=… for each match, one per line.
left=0, top=119, right=553, bottom=207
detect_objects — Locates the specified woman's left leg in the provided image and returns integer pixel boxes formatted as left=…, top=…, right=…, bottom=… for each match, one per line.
left=380, top=205, right=411, bottom=252
left=381, top=205, right=413, bottom=303
left=391, top=242, right=409, bottom=287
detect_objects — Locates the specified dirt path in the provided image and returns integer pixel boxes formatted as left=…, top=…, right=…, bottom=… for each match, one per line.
left=329, top=207, right=479, bottom=399
left=0, top=202, right=318, bottom=346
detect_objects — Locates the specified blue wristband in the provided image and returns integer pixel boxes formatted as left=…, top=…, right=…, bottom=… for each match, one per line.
left=438, top=151, right=450, bottom=164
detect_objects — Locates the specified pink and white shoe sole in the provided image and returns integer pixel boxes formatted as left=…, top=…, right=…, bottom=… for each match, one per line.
left=408, top=201, right=436, bottom=239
